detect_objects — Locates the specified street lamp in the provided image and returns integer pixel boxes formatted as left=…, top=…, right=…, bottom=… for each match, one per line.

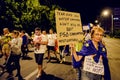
left=95, top=20, right=101, bottom=27
left=102, top=9, right=113, bottom=37
left=95, top=20, right=98, bottom=24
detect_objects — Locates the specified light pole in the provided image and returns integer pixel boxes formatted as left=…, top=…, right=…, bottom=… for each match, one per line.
left=111, top=14, right=114, bottom=37
left=102, top=9, right=113, bottom=36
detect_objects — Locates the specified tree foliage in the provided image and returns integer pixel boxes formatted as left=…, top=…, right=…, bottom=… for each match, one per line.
left=0, top=0, right=63, bottom=34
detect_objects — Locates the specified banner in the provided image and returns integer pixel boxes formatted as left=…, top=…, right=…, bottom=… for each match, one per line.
left=55, top=10, right=84, bottom=46
left=83, top=56, right=104, bottom=75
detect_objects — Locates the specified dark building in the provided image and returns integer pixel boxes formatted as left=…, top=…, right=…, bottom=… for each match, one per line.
left=100, top=8, right=120, bottom=36
left=113, top=8, right=120, bottom=30
left=113, top=8, right=120, bottom=36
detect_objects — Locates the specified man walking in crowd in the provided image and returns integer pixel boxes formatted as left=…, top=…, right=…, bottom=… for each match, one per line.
left=47, top=28, right=58, bottom=63
left=0, top=28, right=12, bottom=64
left=20, top=30, right=28, bottom=59
left=33, top=27, right=48, bottom=79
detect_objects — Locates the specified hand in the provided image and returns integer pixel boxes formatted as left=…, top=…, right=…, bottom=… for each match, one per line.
left=70, top=43, right=75, bottom=48
left=70, top=43, right=76, bottom=54
left=34, top=41, right=37, bottom=46
left=91, top=54, right=96, bottom=58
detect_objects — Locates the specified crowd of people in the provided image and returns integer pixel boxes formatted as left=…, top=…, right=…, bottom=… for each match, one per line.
left=0, top=25, right=111, bottom=80
left=0, top=28, right=25, bottom=80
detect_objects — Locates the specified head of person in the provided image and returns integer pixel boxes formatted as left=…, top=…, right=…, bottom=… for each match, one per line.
left=49, top=28, right=53, bottom=34
left=12, top=30, right=19, bottom=38
left=42, top=29, right=47, bottom=35
left=20, top=30, right=25, bottom=36
left=35, top=27, right=41, bottom=36
left=91, top=26, right=104, bottom=43
left=3, top=28, right=9, bottom=35
left=21, top=30, right=26, bottom=34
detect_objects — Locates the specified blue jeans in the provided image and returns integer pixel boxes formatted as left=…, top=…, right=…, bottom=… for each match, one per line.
left=76, top=67, right=82, bottom=80
left=81, top=69, right=102, bottom=80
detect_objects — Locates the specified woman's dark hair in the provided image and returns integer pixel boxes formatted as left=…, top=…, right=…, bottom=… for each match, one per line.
left=21, top=30, right=26, bottom=34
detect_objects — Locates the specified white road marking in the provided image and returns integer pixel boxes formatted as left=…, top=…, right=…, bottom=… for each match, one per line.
left=24, top=62, right=47, bottom=80
left=24, top=69, right=37, bottom=80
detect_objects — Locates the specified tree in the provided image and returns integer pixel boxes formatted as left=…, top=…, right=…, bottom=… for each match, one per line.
left=0, top=0, right=63, bottom=34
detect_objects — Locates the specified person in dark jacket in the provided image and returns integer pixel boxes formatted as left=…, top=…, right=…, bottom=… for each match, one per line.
left=20, top=30, right=28, bottom=59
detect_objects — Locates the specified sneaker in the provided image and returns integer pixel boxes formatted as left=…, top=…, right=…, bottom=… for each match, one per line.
left=6, top=74, right=13, bottom=79
left=56, top=59, right=60, bottom=63
left=36, top=74, right=41, bottom=78
left=60, top=60, right=63, bottom=64
left=47, top=60, right=51, bottom=63
left=60, top=58, right=65, bottom=64
left=18, top=75, right=25, bottom=80
left=44, top=57, right=48, bottom=59
left=15, top=73, right=19, bottom=77
left=63, top=58, right=66, bottom=62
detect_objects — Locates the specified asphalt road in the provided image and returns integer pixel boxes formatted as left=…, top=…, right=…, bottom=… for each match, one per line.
left=0, top=37, right=120, bottom=80
left=103, top=37, right=120, bottom=80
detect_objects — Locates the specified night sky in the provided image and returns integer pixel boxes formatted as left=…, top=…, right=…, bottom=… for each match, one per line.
left=45, top=0, right=120, bottom=24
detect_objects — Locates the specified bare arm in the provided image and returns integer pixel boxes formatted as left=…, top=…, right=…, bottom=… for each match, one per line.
left=71, top=44, right=83, bottom=61
left=40, top=41, right=48, bottom=45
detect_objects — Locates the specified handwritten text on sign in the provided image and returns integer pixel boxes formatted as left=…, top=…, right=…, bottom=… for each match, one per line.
left=55, top=10, right=84, bottom=46
left=83, top=56, right=104, bottom=75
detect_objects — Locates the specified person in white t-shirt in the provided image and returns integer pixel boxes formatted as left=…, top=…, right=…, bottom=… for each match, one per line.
left=41, top=29, right=48, bottom=52
left=47, top=28, right=58, bottom=63
left=33, top=27, right=48, bottom=78
left=7, top=30, right=23, bottom=79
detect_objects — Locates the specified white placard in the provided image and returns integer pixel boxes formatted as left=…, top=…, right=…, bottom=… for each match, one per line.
left=83, top=56, right=104, bottom=75
left=83, top=25, right=90, bottom=30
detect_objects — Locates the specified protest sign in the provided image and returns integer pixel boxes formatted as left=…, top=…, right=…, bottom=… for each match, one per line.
left=83, top=56, right=104, bottom=75
left=55, top=10, right=84, bottom=46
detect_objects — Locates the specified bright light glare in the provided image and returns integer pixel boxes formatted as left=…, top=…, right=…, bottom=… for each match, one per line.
left=95, top=20, right=98, bottom=23
left=113, top=17, right=119, bottom=20
left=102, top=10, right=110, bottom=16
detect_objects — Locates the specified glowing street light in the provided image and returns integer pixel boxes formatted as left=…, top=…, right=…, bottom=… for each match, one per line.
left=102, top=9, right=113, bottom=36
left=95, top=20, right=98, bottom=23
left=102, top=10, right=110, bottom=16
left=94, top=20, right=100, bottom=27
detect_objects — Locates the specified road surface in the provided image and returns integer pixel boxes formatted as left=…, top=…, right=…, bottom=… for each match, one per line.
left=0, top=37, right=120, bottom=80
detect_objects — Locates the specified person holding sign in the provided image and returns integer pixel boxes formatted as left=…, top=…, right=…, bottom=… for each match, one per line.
left=71, top=26, right=111, bottom=80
